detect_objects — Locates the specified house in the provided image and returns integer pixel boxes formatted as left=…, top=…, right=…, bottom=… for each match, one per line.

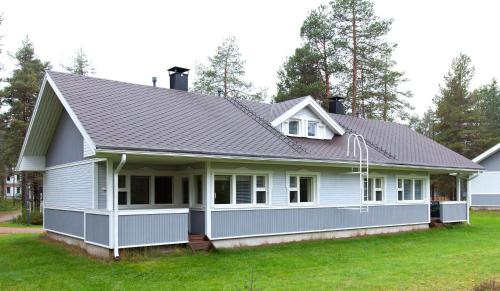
left=470, top=143, right=500, bottom=209
left=3, top=174, right=21, bottom=198
left=16, top=68, right=482, bottom=259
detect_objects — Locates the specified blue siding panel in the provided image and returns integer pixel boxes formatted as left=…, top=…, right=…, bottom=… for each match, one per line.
left=118, top=213, right=188, bottom=247
left=471, top=194, right=500, bottom=206
left=480, top=151, right=500, bottom=171
left=46, top=110, right=84, bottom=167
left=44, top=208, right=84, bottom=238
left=85, top=213, right=110, bottom=247
left=440, top=203, right=467, bottom=222
left=211, top=204, right=429, bottom=239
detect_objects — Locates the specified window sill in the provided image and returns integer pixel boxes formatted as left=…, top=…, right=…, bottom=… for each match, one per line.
left=288, top=202, right=315, bottom=207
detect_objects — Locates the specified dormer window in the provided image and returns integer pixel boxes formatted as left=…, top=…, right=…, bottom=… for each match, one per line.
left=288, top=120, right=300, bottom=135
left=308, top=121, right=318, bottom=137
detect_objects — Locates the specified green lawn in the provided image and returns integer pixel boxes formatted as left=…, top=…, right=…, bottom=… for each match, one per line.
left=0, top=211, right=499, bottom=290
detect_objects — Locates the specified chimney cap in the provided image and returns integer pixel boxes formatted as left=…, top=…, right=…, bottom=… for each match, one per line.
left=168, top=66, right=190, bottom=75
left=329, top=96, right=345, bottom=101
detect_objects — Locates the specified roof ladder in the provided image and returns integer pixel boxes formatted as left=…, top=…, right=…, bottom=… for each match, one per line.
left=347, top=133, right=369, bottom=213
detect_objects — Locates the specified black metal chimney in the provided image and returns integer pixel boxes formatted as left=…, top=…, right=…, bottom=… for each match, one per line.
left=328, top=96, right=345, bottom=115
left=152, top=77, right=157, bottom=87
left=168, top=66, right=189, bottom=91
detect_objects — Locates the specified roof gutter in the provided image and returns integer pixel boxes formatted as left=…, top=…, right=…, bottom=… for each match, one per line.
left=94, top=148, right=483, bottom=173
left=113, top=154, right=126, bottom=260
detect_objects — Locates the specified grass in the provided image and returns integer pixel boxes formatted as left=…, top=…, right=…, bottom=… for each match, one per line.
left=0, top=221, right=42, bottom=228
left=0, top=211, right=499, bottom=290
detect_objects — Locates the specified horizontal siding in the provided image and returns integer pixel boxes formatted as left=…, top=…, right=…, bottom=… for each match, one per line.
left=43, top=162, right=94, bottom=209
left=85, top=213, right=110, bottom=247
left=46, top=110, right=84, bottom=167
left=211, top=204, right=428, bottom=239
left=470, top=172, right=500, bottom=194
left=440, top=203, right=467, bottom=222
left=190, top=210, right=205, bottom=234
left=471, top=194, right=500, bottom=206
left=480, top=151, right=500, bottom=171
left=44, top=208, right=84, bottom=238
left=119, top=213, right=188, bottom=247
left=97, top=162, right=107, bottom=209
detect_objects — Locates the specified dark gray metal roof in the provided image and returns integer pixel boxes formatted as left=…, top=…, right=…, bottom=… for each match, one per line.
left=47, top=71, right=481, bottom=170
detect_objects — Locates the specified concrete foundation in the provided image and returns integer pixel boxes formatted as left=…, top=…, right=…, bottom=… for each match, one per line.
left=211, top=223, right=429, bottom=249
left=46, top=231, right=111, bottom=259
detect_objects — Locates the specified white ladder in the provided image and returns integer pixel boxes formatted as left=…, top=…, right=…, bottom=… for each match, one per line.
left=347, top=133, right=369, bottom=213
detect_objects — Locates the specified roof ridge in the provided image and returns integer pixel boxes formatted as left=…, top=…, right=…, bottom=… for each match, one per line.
left=335, top=118, right=398, bottom=160
left=223, top=97, right=308, bottom=155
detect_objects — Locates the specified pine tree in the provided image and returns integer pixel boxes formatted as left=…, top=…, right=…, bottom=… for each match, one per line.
left=0, top=37, right=50, bottom=219
left=64, top=47, right=94, bottom=75
left=472, top=79, right=500, bottom=150
left=194, top=37, right=264, bottom=100
left=331, top=0, right=393, bottom=116
left=409, top=108, right=437, bottom=139
left=433, top=54, right=481, bottom=159
left=275, top=44, right=325, bottom=103
left=299, top=5, right=340, bottom=102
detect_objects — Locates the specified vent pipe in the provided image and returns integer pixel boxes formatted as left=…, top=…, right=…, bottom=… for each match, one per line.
left=152, top=77, right=157, bottom=88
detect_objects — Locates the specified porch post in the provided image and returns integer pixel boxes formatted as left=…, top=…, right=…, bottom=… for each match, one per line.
left=106, top=159, right=114, bottom=211
left=456, top=174, right=461, bottom=202
left=204, top=161, right=212, bottom=239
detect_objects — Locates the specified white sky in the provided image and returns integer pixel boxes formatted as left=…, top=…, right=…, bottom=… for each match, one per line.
left=1, top=0, right=499, bottom=116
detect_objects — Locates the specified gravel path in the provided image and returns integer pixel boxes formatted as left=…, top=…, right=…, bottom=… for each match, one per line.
left=0, top=227, right=45, bottom=234
left=0, top=211, right=21, bottom=222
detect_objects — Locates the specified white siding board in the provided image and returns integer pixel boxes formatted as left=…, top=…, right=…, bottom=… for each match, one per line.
left=44, top=162, right=94, bottom=209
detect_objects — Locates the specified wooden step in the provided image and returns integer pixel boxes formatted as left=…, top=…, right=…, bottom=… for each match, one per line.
left=189, top=241, right=212, bottom=251
left=188, top=234, right=206, bottom=241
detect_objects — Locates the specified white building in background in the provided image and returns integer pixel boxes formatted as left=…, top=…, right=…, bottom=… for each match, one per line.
left=3, top=174, right=21, bottom=198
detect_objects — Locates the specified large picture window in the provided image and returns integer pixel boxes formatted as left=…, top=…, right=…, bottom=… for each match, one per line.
left=155, top=176, right=173, bottom=204
left=289, top=175, right=315, bottom=204
left=194, top=175, right=203, bottom=205
left=181, top=177, right=189, bottom=204
left=214, top=174, right=268, bottom=206
left=117, top=174, right=176, bottom=206
left=364, top=177, right=384, bottom=202
left=397, top=177, right=425, bottom=201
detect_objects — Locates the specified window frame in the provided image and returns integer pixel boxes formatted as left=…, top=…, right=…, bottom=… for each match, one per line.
left=307, top=120, right=318, bottom=137
left=212, top=172, right=270, bottom=208
left=287, top=172, right=319, bottom=206
left=396, top=176, right=427, bottom=203
left=363, top=176, right=386, bottom=204
left=287, top=119, right=301, bottom=136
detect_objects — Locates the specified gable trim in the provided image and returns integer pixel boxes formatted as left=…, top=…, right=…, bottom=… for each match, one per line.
left=473, top=143, right=500, bottom=163
left=16, top=73, right=96, bottom=171
left=270, top=96, right=345, bottom=135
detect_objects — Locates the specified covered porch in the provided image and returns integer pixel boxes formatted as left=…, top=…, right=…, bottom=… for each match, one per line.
left=430, top=173, right=470, bottom=223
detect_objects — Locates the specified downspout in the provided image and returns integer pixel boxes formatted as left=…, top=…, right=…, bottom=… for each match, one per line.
left=113, top=154, right=127, bottom=259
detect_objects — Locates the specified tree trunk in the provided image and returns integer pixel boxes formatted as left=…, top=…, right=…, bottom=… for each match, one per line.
left=323, top=41, right=331, bottom=100
left=351, top=1, right=358, bottom=117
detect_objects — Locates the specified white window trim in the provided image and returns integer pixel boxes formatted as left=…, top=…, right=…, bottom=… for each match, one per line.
left=396, top=175, right=428, bottom=203
left=212, top=171, right=271, bottom=208
left=117, top=169, right=190, bottom=209
left=287, top=119, right=301, bottom=136
left=286, top=171, right=319, bottom=206
left=363, top=175, right=386, bottom=204
left=307, top=120, right=318, bottom=137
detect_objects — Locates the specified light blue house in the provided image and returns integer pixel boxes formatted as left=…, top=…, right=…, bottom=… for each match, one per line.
left=470, top=143, right=500, bottom=209
left=17, top=69, right=482, bottom=258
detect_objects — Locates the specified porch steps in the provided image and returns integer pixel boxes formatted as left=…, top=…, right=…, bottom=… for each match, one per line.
left=188, top=234, right=213, bottom=251
left=429, top=219, right=445, bottom=228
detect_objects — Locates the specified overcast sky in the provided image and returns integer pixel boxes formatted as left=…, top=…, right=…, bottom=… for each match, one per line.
left=1, top=0, right=499, bottom=116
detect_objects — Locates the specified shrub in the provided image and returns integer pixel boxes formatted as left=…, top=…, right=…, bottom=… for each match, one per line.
left=0, top=198, right=21, bottom=211
left=14, top=208, right=43, bottom=225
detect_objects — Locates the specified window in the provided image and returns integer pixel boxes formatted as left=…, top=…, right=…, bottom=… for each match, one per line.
left=397, top=177, right=425, bottom=201
left=288, top=120, right=299, bottom=135
left=6, top=187, right=10, bottom=194
left=214, top=175, right=231, bottom=204
left=364, top=177, right=384, bottom=202
left=6, top=176, right=10, bottom=182
left=255, top=175, right=267, bottom=204
left=213, top=174, right=268, bottom=206
left=130, top=176, right=150, bottom=204
left=194, top=175, right=203, bottom=205
left=182, top=177, right=189, bottom=204
left=16, top=187, right=20, bottom=194
left=155, top=176, right=173, bottom=204
left=289, top=175, right=315, bottom=204
left=118, top=175, right=127, bottom=205
left=307, top=121, right=318, bottom=137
